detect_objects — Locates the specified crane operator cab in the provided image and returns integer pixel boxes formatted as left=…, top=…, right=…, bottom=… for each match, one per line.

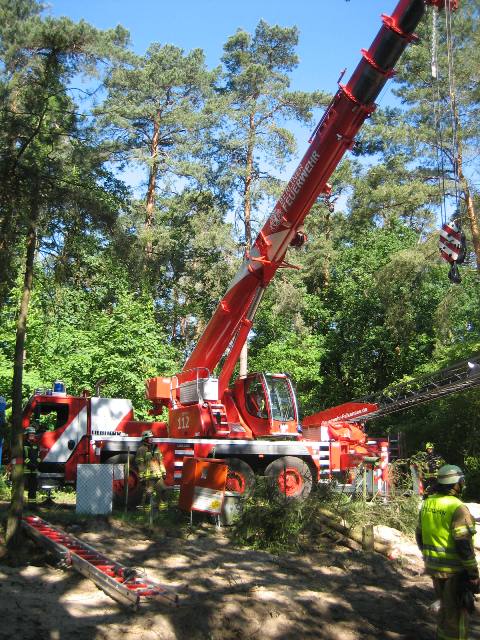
left=235, top=373, right=301, bottom=438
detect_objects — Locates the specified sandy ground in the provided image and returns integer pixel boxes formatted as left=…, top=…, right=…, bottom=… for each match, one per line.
left=1, top=503, right=480, bottom=640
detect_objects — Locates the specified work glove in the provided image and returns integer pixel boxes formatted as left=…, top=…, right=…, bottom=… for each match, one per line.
left=457, top=574, right=478, bottom=614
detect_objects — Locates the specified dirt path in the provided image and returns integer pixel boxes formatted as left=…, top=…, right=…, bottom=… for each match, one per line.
left=0, top=507, right=444, bottom=640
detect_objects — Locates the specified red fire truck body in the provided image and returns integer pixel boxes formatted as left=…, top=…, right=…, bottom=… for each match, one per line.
left=21, top=0, right=457, bottom=501
left=24, top=382, right=388, bottom=500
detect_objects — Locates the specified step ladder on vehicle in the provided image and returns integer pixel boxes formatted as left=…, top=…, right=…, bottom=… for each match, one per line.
left=22, top=516, right=179, bottom=610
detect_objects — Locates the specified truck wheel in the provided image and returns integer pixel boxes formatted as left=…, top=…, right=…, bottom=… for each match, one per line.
left=107, top=454, right=142, bottom=508
left=265, top=456, right=312, bottom=500
left=224, top=458, right=255, bottom=496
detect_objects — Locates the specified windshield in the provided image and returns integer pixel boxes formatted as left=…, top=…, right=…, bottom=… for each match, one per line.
left=265, top=375, right=295, bottom=422
left=32, top=403, right=69, bottom=432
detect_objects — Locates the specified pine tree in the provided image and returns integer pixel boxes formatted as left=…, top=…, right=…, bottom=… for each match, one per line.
left=99, top=44, right=216, bottom=266
left=219, top=20, right=327, bottom=375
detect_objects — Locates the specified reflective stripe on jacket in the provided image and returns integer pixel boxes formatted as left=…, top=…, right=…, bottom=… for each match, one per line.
left=23, top=444, right=40, bottom=475
left=420, top=493, right=476, bottom=575
left=423, top=453, right=443, bottom=480
left=135, top=444, right=166, bottom=480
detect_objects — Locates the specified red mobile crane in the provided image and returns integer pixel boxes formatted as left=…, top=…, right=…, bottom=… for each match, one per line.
left=21, top=0, right=459, bottom=502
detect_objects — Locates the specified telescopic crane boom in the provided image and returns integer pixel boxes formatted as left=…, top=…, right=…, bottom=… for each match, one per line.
left=179, top=0, right=459, bottom=394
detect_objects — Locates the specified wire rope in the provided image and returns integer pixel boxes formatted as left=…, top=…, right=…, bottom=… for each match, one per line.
left=431, top=7, right=448, bottom=226
left=444, top=1, right=461, bottom=214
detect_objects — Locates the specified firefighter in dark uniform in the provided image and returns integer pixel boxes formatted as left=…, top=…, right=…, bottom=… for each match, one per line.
left=421, top=442, right=444, bottom=495
left=23, top=426, right=40, bottom=508
left=416, top=464, right=479, bottom=640
left=135, top=430, right=167, bottom=512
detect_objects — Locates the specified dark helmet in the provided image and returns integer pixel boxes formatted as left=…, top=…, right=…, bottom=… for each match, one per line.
left=141, top=430, right=153, bottom=440
left=437, top=464, right=464, bottom=485
left=25, top=426, right=36, bottom=436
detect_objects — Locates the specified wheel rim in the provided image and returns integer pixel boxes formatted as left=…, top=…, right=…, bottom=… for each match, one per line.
left=226, top=471, right=246, bottom=494
left=277, top=467, right=303, bottom=497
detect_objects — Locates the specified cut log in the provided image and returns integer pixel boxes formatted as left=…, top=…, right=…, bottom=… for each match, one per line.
left=315, top=508, right=392, bottom=556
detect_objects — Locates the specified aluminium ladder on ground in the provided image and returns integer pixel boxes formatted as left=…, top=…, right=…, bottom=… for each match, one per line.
left=22, top=515, right=179, bottom=610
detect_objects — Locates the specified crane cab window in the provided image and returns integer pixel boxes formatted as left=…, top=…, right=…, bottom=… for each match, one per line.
left=264, top=375, right=295, bottom=422
left=245, top=377, right=268, bottom=419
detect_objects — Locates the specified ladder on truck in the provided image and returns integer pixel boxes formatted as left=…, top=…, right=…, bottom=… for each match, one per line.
left=22, top=516, right=179, bottom=610
left=388, top=432, right=406, bottom=461
left=357, top=356, right=480, bottom=422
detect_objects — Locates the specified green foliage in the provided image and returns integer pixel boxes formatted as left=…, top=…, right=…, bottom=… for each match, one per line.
left=384, top=389, right=480, bottom=480
left=0, top=254, right=179, bottom=417
left=334, top=494, right=420, bottom=537
left=433, top=270, right=480, bottom=358
left=0, top=470, right=11, bottom=500
left=304, top=223, right=447, bottom=407
left=0, top=1, right=129, bottom=299
left=219, top=19, right=328, bottom=245
left=232, top=479, right=420, bottom=553
left=249, top=330, right=325, bottom=411
left=101, top=42, right=215, bottom=173
left=464, top=457, right=480, bottom=500
left=231, top=479, right=311, bottom=553
left=143, top=190, right=238, bottom=351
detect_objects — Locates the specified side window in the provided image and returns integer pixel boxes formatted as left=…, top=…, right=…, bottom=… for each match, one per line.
left=33, top=404, right=69, bottom=432
left=245, top=378, right=268, bottom=419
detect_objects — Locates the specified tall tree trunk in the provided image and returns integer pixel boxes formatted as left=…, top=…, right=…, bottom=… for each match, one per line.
left=239, top=113, right=255, bottom=378
left=6, top=208, right=38, bottom=552
left=0, top=93, right=21, bottom=307
left=450, top=80, right=480, bottom=269
left=457, top=156, right=480, bottom=270
left=145, top=118, right=160, bottom=259
left=322, top=209, right=332, bottom=288
left=242, top=113, right=255, bottom=255
left=0, top=214, right=16, bottom=309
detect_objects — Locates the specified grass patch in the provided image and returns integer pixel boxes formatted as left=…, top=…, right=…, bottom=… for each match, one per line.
left=113, top=489, right=192, bottom=533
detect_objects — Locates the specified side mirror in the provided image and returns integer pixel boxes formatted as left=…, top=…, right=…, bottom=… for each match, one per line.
left=67, top=439, right=76, bottom=451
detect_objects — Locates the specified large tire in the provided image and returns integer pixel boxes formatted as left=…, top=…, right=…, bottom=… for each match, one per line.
left=264, top=456, right=312, bottom=500
left=223, top=458, right=255, bottom=496
left=107, top=454, right=143, bottom=508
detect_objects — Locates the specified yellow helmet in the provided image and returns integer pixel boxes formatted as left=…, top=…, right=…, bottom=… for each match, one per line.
left=425, top=442, right=435, bottom=450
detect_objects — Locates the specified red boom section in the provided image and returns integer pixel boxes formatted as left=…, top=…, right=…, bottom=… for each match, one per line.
left=182, top=0, right=455, bottom=377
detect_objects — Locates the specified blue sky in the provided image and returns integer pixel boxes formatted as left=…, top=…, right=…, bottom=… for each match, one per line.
left=48, top=1, right=399, bottom=101
left=46, top=1, right=405, bottom=201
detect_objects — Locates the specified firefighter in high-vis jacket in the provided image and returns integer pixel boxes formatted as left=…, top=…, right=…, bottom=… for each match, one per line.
left=416, top=464, right=479, bottom=640
left=135, top=430, right=167, bottom=512
left=23, top=426, right=40, bottom=508
left=421, top=442, right=444, bottom=495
